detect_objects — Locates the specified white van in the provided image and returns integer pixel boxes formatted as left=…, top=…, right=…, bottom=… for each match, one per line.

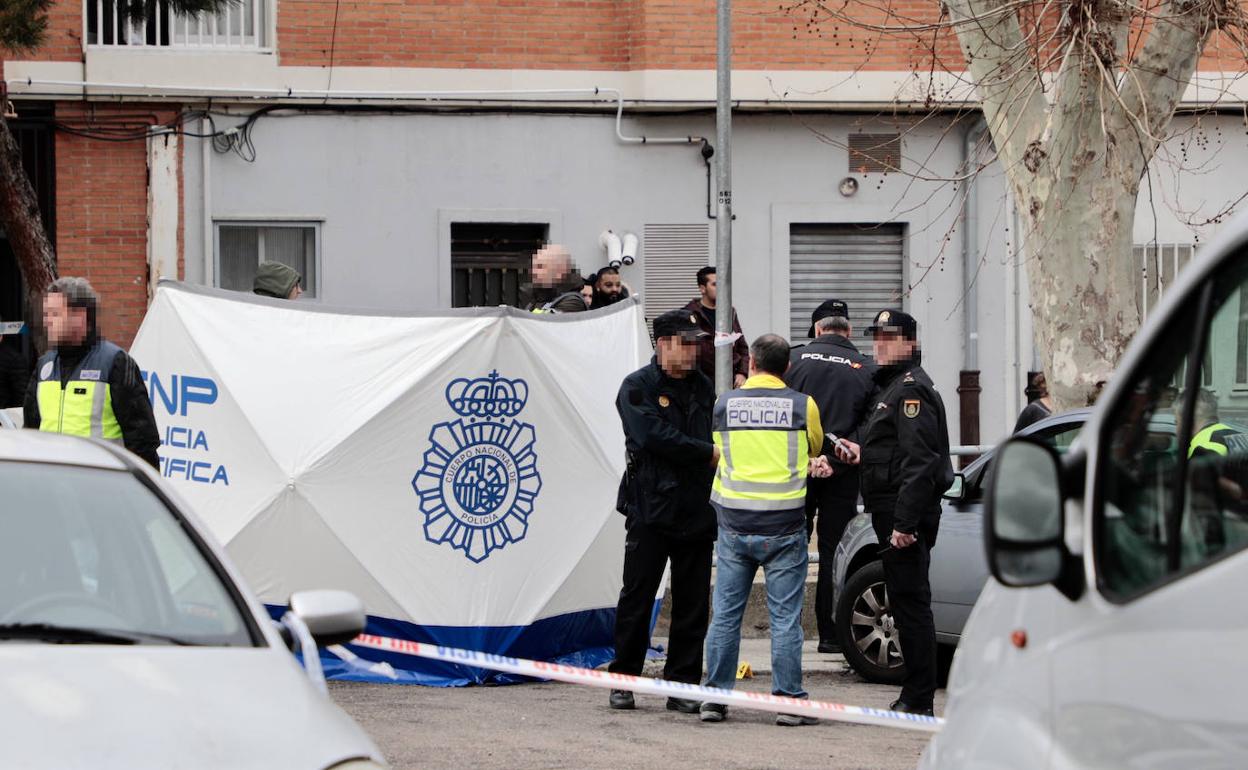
left=922, top=220, right=1248, bottom=768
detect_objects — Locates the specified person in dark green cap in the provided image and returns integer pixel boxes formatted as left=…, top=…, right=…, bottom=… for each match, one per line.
left=252, top=261, right=304, bottom=300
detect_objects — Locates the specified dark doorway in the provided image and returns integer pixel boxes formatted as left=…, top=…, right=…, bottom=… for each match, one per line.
left=451, top=222, right=548, bottom=309
left=0, top=104, right=55, bottom=407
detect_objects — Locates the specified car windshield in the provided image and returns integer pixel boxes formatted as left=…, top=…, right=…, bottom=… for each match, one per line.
left=0, top=462, right=255, bottom=646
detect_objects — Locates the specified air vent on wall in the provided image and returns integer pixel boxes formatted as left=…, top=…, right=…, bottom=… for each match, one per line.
left=641, top=223, right=711, bottom=326
left=847, top=133, right=902, bottom=174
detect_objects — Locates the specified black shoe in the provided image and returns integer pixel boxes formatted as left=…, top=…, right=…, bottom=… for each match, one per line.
left=889, top=699, right=934, bottom=717
left=609, top=690, right=636, bottom=710
left=666, top=697, right=701, bottom=713
left=817, top=640, right=841, bottom=654
left=699, top=702, right=727, bottom=722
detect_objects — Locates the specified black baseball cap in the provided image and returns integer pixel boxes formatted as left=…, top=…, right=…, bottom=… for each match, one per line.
left=653, top=309, right=709, bottom=342
left=864, top=309, right=918, bottom=339
left=807, top=299, right=850, bottom=338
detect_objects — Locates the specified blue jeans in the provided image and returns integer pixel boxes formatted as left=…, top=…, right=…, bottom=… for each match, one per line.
left=703, top=527, right=809, bottom=698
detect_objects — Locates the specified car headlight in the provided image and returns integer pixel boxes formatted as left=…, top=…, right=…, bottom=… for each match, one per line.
left=325, top=759, right=387, bottom=770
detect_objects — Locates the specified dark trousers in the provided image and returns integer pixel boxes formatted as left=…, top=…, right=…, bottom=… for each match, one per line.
left=876, top=522, right=937, bottom=708
left=608, top=522, right=713, bottom=684
left=805, top=471, right=860, bottom=644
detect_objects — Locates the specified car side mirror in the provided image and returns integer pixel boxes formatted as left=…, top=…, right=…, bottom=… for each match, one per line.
left=288, top=589, right=366, bottom=647
left=942, top=473, right=966, bottom=501
left=986, top=438, right=1081, bottom=598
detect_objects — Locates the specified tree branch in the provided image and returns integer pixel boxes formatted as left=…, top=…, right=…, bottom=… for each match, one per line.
left=946, top=0, right=1051, bottom=174
left=1114, top=0, right=1220, bottom=175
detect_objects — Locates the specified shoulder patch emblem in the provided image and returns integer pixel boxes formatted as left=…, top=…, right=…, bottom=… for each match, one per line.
left=690, top=314, right=698, bottom=325
left=903, top=399, right=921, bottom=418
left=658, top=395, right=671, bottom=408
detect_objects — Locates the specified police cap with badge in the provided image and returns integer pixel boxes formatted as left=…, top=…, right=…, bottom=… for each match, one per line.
left=864, top=308, right=918, bottom=339
left=807, top=299, right=850, bottom=339
left=653, top=308, right=710, bottom=342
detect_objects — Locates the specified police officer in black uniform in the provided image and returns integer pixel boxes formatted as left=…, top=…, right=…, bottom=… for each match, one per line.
left=608, top=309, right=719, bottom=713
left=835, top=309, right=952, bottom=716
left=784, top=299, right=877, bottom=653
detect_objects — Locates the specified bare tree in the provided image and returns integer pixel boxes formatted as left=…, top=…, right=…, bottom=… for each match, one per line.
left=1, top=0, right=233, bottom=323
left=788, top=0, right=1243, bottom=408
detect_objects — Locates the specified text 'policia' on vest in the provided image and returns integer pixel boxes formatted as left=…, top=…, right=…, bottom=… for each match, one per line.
left=711, top=382, right=811, bottom=536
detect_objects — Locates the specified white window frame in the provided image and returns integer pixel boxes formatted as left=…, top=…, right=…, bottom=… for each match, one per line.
left=213, top=219, right=323, bottom=299
left=84, top=0, right=276, bottom=52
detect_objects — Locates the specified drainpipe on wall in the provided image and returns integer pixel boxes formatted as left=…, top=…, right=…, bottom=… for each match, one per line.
left=957, top=118, right=987, bottom=467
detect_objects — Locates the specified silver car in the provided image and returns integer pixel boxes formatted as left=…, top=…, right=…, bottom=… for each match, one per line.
left=830, top=409, right=1089, bottom=683
left=1, top=430, right=386, bottom=769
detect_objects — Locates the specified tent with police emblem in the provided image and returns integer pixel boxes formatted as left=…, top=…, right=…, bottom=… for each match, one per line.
left=131, top=281, right=651, bottom=685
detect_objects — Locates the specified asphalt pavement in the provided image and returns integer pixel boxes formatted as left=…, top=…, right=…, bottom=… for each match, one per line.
left=329, top=640, right=945, bottom=770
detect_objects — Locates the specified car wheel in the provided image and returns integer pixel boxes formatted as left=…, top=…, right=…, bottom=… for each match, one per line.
left=835, top=560, right=906, bottom=685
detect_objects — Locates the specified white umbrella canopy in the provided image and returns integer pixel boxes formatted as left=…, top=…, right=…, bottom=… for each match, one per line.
left=132, top=283, right=652, bottom=683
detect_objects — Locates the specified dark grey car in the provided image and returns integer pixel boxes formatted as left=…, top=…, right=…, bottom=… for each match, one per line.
left=829, top=409, right=1089, bottom=683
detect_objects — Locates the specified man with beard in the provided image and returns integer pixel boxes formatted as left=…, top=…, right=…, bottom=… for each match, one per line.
left=591, top=266, right=630, bottom=308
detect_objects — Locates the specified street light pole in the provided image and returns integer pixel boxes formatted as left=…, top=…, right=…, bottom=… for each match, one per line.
left=714, top=0, right=733, bottom=395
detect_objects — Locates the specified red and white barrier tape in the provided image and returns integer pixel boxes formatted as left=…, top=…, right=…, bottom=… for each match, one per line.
left=350, top=634, right=943, bottom=733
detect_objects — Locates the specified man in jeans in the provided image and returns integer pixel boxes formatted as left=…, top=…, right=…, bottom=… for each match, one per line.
left=700, top=334, right=832, bottom=726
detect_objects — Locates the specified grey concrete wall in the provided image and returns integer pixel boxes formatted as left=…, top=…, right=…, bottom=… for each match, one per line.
left=182, top=109, right=1246, bottom=442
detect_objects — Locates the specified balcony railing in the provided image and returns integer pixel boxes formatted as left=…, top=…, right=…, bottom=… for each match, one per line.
left=86, top=0, right=270, bottom=50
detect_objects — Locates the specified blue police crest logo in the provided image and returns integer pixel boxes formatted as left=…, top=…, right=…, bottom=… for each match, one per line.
left=412, top=371, right=542, bottom=563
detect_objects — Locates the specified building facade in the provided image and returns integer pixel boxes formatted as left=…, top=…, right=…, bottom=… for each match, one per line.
left=3, top=0, right=1245, bottom=439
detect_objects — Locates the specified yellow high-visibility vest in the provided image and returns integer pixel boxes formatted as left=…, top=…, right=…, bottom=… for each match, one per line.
left=1189, top=422, right=1237, bottom=458
left=711, top=385, right=809, bottom=511
left=35, top=341, right=124, bottom=442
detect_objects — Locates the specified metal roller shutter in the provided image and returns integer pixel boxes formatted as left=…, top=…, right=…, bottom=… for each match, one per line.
left=789, top=223, right=905, bottom=350
left=641, top=223, right=711, bottom=325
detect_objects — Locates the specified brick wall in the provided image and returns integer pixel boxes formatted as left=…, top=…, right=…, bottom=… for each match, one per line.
left=273, top=0, right=957, bottom=71
left=9, top=0, right=1247, bottom=75
left=54, top=103, right=179, bottom=348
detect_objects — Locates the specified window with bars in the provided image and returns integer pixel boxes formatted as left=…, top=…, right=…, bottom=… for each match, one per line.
left=216, top=223, right=318, bottom=298
left=451, top=223, right=548, bottom=309
left=86, top=0, right=270, bottom=49
left=1135, top=243, right=1216, bottom=388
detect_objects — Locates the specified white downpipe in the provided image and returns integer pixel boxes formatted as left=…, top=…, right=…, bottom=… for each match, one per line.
left=201, top=116, right=213, bottom=288
left=620, top=232, right=639, bottom=265
left=1009, top=197, right=1023, bottom=428
left=599, top=230, right=623, bottom=268
left=6, top=80, right=705, bottom=146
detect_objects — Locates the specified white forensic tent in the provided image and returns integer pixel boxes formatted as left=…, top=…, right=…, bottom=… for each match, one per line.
left=131, top=282, right=651, bottom=684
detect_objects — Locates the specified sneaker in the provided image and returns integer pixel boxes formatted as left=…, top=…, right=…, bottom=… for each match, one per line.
left=608, top=690, right=635, bottom=710
left=666, top=697, right=701, bottom=713
left=776, top=713, right=820, bottom=726
left=699, top=702, right=727, bottom=722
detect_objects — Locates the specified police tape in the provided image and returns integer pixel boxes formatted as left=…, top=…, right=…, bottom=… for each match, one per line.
left=349, top=633, right=944, bottom=734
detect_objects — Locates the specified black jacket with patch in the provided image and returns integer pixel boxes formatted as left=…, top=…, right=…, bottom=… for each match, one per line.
left=785, top=334, right=878, bottom=459
left=615, top=358, right=717, bottom=539
left=859, top=354, right=953, bottom=536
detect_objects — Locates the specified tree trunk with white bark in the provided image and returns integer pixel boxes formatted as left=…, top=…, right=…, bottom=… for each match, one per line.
left=946, top=0, right=1223, bottom=408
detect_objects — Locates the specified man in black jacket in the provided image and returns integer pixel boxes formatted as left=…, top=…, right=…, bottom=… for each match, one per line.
left=835, top=309, right=952, bottom=717
left=608, top=308, right=719, bottom=713
left=24, top=277, right=160, bottom=469
left=525, top=244, right=587, bottom=313
left=784, top=299, right=877, bottom=653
